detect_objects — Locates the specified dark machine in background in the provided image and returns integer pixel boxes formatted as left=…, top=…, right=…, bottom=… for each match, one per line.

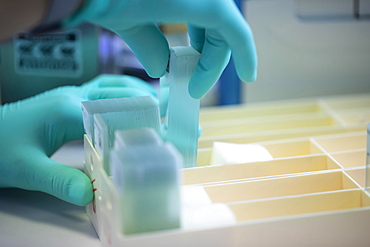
left=0, top=24, right=101, bottom=104
left=0, top=23, right=163, bottom=105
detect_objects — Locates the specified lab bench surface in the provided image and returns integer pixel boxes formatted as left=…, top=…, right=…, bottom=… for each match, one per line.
left=0, top=141, right=101, bottom=247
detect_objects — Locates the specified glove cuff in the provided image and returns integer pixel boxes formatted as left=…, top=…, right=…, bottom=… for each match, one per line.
left=62, top=0, right=110, bottom=28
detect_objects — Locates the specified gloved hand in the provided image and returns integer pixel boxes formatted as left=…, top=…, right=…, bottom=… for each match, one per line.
left=64, top=0, right=257, bottom=99
left=0, top=74, right=156, bottom=206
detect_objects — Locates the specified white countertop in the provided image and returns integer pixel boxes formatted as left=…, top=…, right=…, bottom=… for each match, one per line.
left=0, top=141, right=101, bottom=247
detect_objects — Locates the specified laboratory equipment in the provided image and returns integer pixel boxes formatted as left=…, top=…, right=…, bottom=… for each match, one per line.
left=110, top=128, right=181, bottom=235
left=0, top=24, right=101, bottom=104
left=84, top=93, right=370, bottom=246
left=162, top=47, right=200, bottom=168
left=82, top=96, right=160, bottom=173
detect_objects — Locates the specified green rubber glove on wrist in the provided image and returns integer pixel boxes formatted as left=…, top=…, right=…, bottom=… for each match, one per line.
left=0, top=74, right=157, bottom=206
left=64, top=0, right=257, bottom=99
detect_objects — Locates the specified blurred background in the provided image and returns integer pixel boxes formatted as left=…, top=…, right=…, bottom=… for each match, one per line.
left=1, top=0, right=369, bottom=106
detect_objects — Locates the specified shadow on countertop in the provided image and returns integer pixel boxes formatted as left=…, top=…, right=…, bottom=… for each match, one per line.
left=0, top=188, right=97, bottom=239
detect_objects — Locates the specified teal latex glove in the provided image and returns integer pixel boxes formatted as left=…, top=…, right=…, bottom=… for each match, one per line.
left=64, top=0, right=257, bottom=99
left=0, top=74, right=156, bottom=206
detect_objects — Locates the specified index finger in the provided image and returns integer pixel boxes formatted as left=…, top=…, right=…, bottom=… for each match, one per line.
left=168, top=0, right=257, bottom=82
